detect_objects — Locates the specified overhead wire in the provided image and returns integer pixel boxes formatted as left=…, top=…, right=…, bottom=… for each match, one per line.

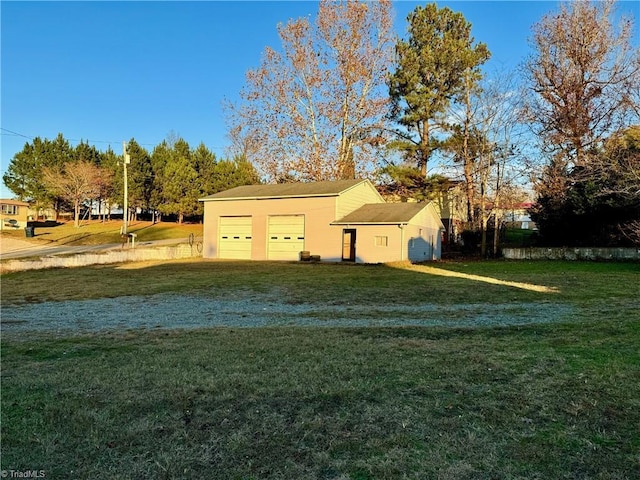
left=1, top=128, right=225, bottom=150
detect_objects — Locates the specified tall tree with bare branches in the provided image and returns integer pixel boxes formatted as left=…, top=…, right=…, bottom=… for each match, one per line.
left=444, top=71, right=529, bottom=255
left=524, top=0, right=640, bottom=167
left=42, top=160, right=102, bottom=228
left=225, top=0, right=394, bottom=182
left=525, top=0, right=639, bottom=246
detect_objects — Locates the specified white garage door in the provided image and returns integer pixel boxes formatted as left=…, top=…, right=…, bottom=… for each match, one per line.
left=267, top=215, right=305, bottom=260
left=219, top=216, right=252, bottom=259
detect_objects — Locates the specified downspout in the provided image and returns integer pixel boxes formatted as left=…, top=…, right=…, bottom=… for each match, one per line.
left=399, top=224, right=405, bottom=261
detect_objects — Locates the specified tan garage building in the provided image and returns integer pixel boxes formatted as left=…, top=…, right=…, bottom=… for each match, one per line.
left=200, top=179, right=444, bottom=263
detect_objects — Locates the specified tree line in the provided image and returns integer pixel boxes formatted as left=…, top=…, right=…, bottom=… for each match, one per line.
left=3, top=134, right=258, bottom=227
left=226, top=0, right=639, bottom=249
left=4, top=0, right=639, bottom=247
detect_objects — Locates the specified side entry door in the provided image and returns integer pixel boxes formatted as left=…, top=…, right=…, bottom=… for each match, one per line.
left=342, top=229, right=356, bottom=261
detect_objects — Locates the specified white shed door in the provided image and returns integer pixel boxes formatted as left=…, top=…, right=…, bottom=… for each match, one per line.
left=219, top=216, right=252, bottom=259
left=267, top=215, right=305, bottom=260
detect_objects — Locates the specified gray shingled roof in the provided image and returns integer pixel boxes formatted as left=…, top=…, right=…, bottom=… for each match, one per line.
left=333, top=202, right=429, bottom=224
left=200, top=179, right=365, bottom=201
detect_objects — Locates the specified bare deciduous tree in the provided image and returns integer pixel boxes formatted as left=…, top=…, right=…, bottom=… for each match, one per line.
left=524, top=0, right=640, bottom=167
left=42, top=160, right=102, bottom=228
left=226, top=0, right=394, bottom=182
left=444, top=70, right=529, bottom=255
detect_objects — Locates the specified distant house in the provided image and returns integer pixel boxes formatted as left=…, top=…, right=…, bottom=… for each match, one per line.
left=199, top=179, right=444, bottom=263
left=503, top=202, right=537, bottom=230
left=0, top=199, right=30, bottom=230
left=429, top=180, right=468, bottom=246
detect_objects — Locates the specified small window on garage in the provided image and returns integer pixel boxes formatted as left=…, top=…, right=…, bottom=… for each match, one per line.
left=374, top=235, right=388, bottom=247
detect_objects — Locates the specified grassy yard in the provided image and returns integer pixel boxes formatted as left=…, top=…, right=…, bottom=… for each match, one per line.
left=1, top=219, right=202, bottom=246
left=1, top=260, right=639, bottom=479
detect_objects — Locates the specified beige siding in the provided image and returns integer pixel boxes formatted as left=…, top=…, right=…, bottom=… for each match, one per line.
left=406, top=204, right=443, bottom=261
left=351, top=222, right=441, bottom=263
left=336, top=182, right=384, bottom=220
left=202, top=196, right=344, bottom=261
left=344, top=225, right=404, bottom=263
left=343, top=204, right=443, bottom=263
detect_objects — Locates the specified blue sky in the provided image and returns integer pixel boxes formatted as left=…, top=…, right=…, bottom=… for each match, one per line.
left=1, top=1, right=638, bottom=198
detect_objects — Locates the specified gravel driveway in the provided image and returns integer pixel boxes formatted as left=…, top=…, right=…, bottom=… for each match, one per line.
left=1, top=292, right=573, bottom=337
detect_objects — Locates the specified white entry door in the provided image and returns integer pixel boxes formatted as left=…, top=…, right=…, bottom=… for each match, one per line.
left=267, top=215, right=305, bottom=260
left=218, top=216, right=252, bottom=259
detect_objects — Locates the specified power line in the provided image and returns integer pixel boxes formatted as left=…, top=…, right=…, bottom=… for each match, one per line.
left=1, top=128, right=154, bottom=147
left=1, top=128, right=226, bottom=150
left=0, top=128, right=34, bottom=140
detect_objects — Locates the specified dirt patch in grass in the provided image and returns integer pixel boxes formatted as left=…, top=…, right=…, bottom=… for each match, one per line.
left=1, top=292, right=574, bottom=337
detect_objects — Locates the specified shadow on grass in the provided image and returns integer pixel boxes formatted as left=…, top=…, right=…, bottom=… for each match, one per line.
left=389, top=262, right=560, bottom=293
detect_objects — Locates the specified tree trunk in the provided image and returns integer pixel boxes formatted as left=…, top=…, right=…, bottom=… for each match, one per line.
left=463, top=72, right=474, bottom=226
left=420, top=121, right=429, bottom=177
left=492, top=213, right=500, bottom=257
left=464, top=165, right=475, bottom=226
left=74, top=201, right=80, bottom=228
left=480, top=213, right=488, bottom=257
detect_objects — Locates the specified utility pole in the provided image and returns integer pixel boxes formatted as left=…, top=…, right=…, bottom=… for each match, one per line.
left=122, top=141, right=130, bottom=235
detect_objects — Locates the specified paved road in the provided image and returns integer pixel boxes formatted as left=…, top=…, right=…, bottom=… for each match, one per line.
left=0, top=236, right=199, bottom=260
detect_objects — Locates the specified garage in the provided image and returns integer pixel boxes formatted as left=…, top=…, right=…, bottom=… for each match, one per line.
left=219, top=216, right=252, bottom=259
left=201, top=180, right=443, bottom=263
left=267, top=215, right=305, bottom=260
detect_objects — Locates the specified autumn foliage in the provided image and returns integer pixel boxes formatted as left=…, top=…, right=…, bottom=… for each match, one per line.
left=226, top=0, right=394, bottom=182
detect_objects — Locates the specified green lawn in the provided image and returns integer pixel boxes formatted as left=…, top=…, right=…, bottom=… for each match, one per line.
left=1, top=219, right=202, bottom=246
left=1, top=260, right=639, bottom=479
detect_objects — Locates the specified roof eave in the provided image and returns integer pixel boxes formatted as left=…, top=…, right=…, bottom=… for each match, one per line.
left=200, top=192, right=343, bottom=202
left=199, top=179, right=368, bottom=202
left=331, top=221, right=411, bottom=226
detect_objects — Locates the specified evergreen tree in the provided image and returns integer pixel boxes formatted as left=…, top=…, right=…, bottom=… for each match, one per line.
left=192, top=142, right=218, bottom=215
left=531, top=127, right=640, bottom=246
left=211, top=156, right=260, bottom=194
left=125, top=139, right=153, bottom=219
left=97, top=147, right=120, bottom=221
left=388, top=3, right=490, bottom=176
left=158, top=138, right=200, bottom=223
left=3, top=133, right=73, bottom=218
left=74, top=140, right=101, bottom=165
left=149, top=140, right=172, bottom=222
